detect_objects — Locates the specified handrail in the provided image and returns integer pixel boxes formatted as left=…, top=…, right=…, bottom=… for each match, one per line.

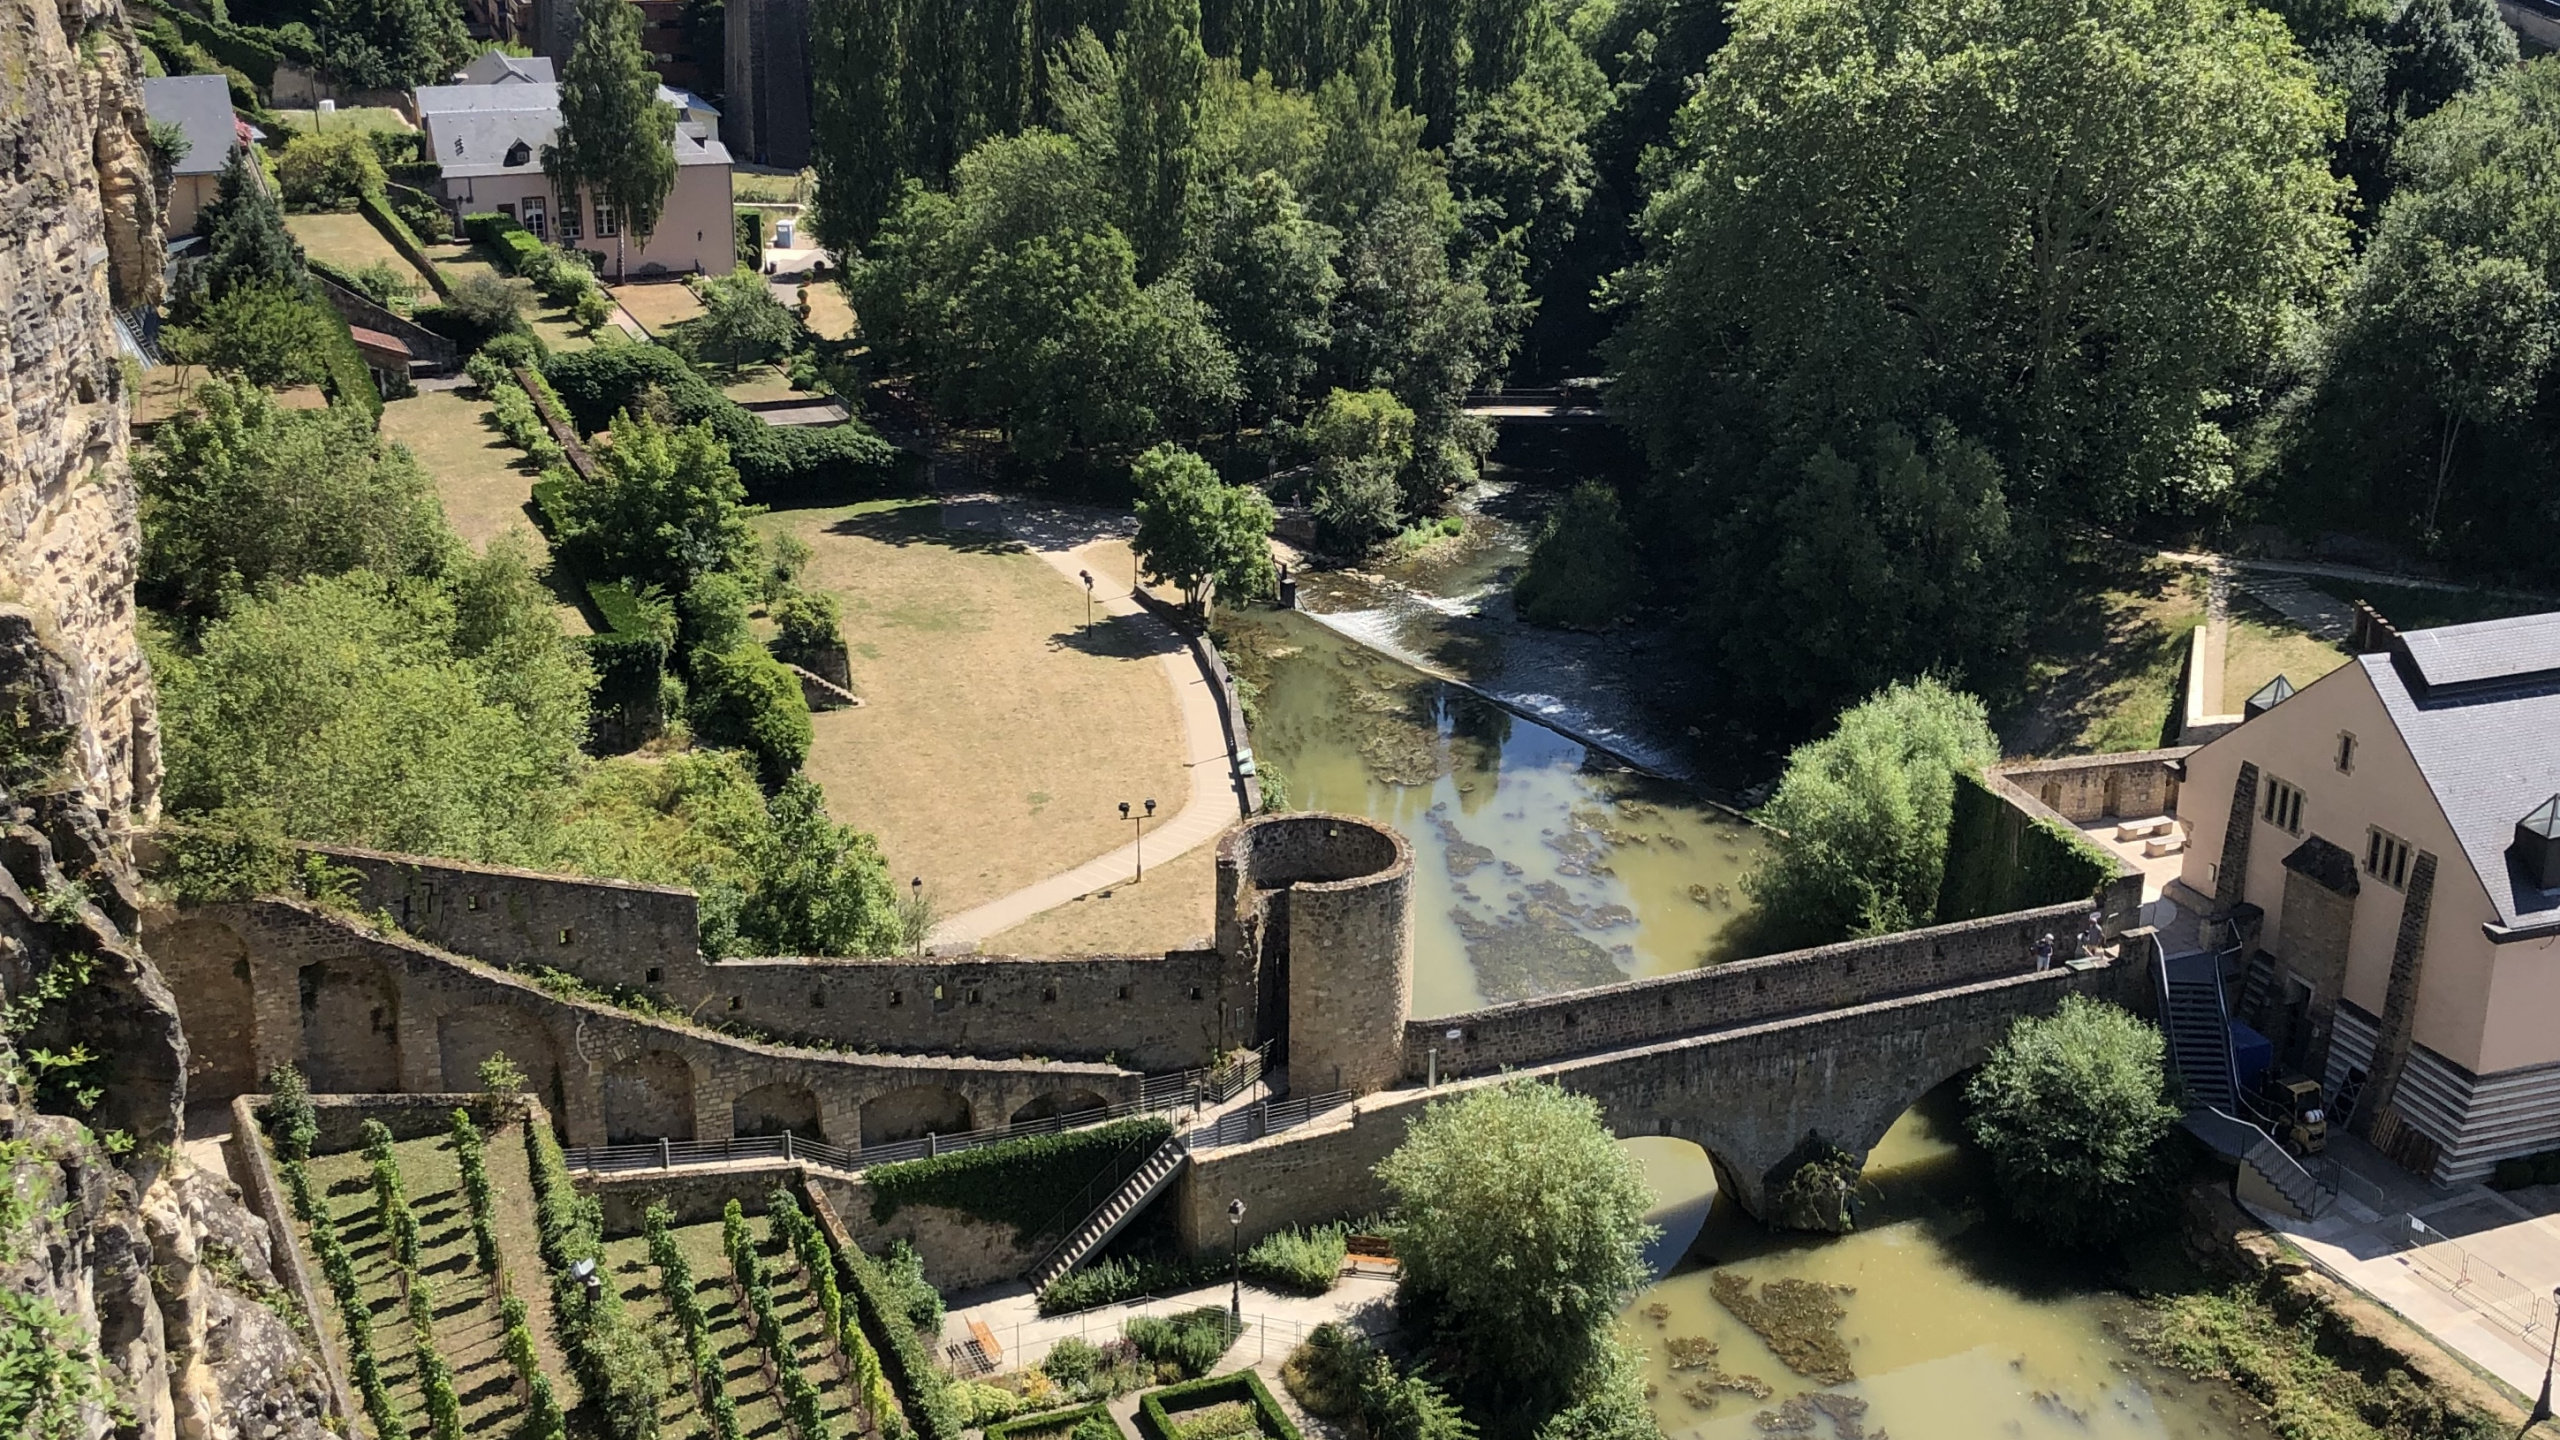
left=1023, top=1130, right=1186, bottom=1283
left=1184, top=1090, right=1352, bottom=1151
left=567, top=1090, right=1180, bottom=1178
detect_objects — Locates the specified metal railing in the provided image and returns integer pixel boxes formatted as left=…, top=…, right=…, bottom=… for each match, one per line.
left=942, top=1298, right=1330, bottom=1379
left=2403, top=1214, right=2556, bottom=1345
left=1185, top=1091, right=1352, bottom=1150
left=1022, top=1131, right=1186, bottom=1283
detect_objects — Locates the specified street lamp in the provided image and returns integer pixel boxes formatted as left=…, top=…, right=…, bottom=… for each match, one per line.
left=1120, top=799, right=1158, bottom=881
left=2524, top=1285, right=2560, bottom=1437
left=910, top=877, right=924, bottom=958
left=1228, top=1198, right=1247, bottom=1321
left=1080, top=569, right=1095, bottom=628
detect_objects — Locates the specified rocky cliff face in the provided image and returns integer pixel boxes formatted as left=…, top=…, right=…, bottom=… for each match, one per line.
left=4, top=4, right=336, bottom=1439
left=3, top=0, right=166, bottom=827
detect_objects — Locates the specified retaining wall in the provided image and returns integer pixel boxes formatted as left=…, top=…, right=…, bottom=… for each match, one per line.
left=224, top=1094, right=359, bottom=1432
left=1987, top=749, right=2192, bottom=825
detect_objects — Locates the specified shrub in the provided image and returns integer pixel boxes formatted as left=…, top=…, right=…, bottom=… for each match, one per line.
left=687, top=644, right=813, bottom=785
left=543, top=344, right=898, bottom=498
left=489, top=376, right=569, bottom=466
left=274, top=129, right=385, bottom=210
left=834, top=1229, right=963, bottom=1440
left=681, top=571, right=755, bottom=654
left=1124, top=1309, right=1241, bottom=1380
left=195, top=281, right=334, bottom=390
left=1358, top=1362, right=1474, bottom=1440
left=1966, top=995, right=2181, bottom=1249
left=523, top=1115, right=665, bottom=1440
left=2492, top=1150, right=2560, bottom=1189
left=1040, top=1253, right=1220, bottom=1316
left=444, top=269, right=532, bottom=340
left=1239, top=1225, right=1345, bottom=1296
left=986, top=1402, right=1127, bottom=1440
left=771, top=588, right=843, bottom=664
left=1513, top=482, right=1640, bottom=630
left=1278, top=1324, right=1366, bottom=1420
left=1136, top=1371, right=1300, bottom=1440
left=256, top=1063, right=318, bottom=1162
left=452, top=1108, right=501, bottom=1273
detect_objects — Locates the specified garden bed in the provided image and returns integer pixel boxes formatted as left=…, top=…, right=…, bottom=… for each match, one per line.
left=1138, top=1371, right=1303, bottom=1440
left=985, top=1401, right=1127, bottom=1440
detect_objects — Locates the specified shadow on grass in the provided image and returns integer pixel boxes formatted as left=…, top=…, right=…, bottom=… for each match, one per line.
left=459, top=1372, right=517, bottom=1407
left=826, top=500, right=1022, bottom=557
left=1045, top=623, right=1181, bottom=661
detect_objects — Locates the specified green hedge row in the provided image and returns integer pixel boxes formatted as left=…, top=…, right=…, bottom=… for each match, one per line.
left=1935, top=769, right=2116, bottom=924
left=524, top=1114, right=665, bottom=1440
left=866, top=1118, right=1172, bottom=1242
left=1137, top=1372, right=1302, bottom=1440
left=543, top=345, right=899, bottom=500
left=987, top=1403, right=1121, bottom=1440
left=830, top=1223, right=959, bottom=1440
left=646, top=1205, right=744, bottom=1440
left=722, top=1200, right=828, bottom=1440
left=163, top=7, right=285, bottom=87
left=772, top=1190, right=898, bottom=1426
left=359, top=191, right=450, bottom=298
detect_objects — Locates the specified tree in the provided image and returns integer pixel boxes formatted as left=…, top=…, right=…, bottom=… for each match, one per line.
left=193, top=147, right=306, bottom=302
left=1129, top=444, right=1276, bottom=616
left=546, top=0, right=678, bottom=277
left=552, top=410, right=761, bottom=595
left=1112, top=0, right=1210, bottom=279
left=1964, top=995, right=2181, bottom=1248
left=274, top=130, right=387, bottom=210
left=1305, top=387, right=1413, bottom=550
left=686, top=644, right=813, bottom=785
left=446, top=271, right=532, bottom=338
left=1376, top=1079, right=1654, bottom=1428
left=139, top=376, right=455, bottom=614
left=732, top=777, right=905, bottom=954
left=1745, top=678, right=1999, bottom=945
left=687, top=266, right=802, bottom=370
left=1512, top=482, right=1638, bottom=630
left=1192, top=171, right=1339, bottom=425
left=313, top=0, right=473, bottom=90
left=193, top=284, right=340, bottom=391
left=151, top=565, right=591, bottom=865
left=2385, top=0, right=2517, bottom=122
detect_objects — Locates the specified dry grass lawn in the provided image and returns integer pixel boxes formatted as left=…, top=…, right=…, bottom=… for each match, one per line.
left=286, top=211, right=422, bottom=285
left=770, top=496, right=1187, bottom=915
left=271, top=106, right=412, bottom=135
left=720, top=365, right=801, bottom=404
left=132, top=370, right=325, bottom=426
left=609, top=280, right=706, bottom=334
left=423, top=240, right=595, bottom=352
left=802, top=283, right=858, bottom=342
left=2006, top=551, right=2208, bottom=757
left=985, top=838, right=1217, bottom=955
left=381, top=389, right=543, bottom=551
left=2226, top=609, right=2348, bottom=705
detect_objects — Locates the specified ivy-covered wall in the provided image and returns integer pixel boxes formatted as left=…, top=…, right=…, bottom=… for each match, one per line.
left=1937, top=771, right=2117, bottom=923
left=865, top=1118, right=1174, bottom=1243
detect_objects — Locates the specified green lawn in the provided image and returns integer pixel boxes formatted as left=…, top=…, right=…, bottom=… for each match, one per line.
left=270, top=106, right=414, bottom=136
left=720, top=365, right=803, bottom=405
left=2005, top=547, right=2208, bottom=757
left=2224, top=609, right=2347, bottom=706
left=600, top=1215, right=868, bottom=1440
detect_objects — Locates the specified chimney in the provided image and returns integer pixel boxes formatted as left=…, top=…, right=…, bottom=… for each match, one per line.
left=2517, top=795, right=2560, bottom=892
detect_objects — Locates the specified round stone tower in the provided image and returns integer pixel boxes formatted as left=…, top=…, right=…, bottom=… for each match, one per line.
left=1215, top=813, right=1413, bottom=1097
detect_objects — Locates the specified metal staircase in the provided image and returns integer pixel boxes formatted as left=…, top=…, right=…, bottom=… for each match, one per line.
left=1024, top=1134, right=1191, bottom=1292
left=2150, top=934, right=2334, bottom=1219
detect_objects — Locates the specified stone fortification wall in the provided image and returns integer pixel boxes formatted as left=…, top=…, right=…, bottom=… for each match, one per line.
left=311, top=843, right=1236, bottom=1071
left=300, top=1092, right=516, bottom=1151
left=586, top=1160, right=797, bottom=1234
left=1403, top=900, right=2092, bottom=1081
left=145, top=897, right=1142, bottom=1149
left=1215, top=814, right=1414, bottom=1094
left=1990, top=749, right=2192, bottom=824
left=224, top=1096, right=358, bottom=1433
left=3, top=0, right=165, bottom=826
left=580, top=1159, right=1041, bottom=1289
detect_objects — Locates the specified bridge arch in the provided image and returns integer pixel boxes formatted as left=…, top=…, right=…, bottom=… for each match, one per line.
left=734, top=1081, right=823, bottom=1140
left=602, top=1050, right=698, bottom=1143
left=862, top=1085, right=972, bottom=1146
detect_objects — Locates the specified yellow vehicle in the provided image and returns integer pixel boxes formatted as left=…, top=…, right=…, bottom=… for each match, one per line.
left=2267, top=1076, right=2328, bottom=1155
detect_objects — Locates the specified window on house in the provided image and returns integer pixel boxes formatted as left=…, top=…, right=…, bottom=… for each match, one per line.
left=2366, top=827, right=2413, bottom=890
left=2336, top=732, right=2357, bottom=773
left=560, top=203, right=581, bottom=241
left=2262, top=776, right=2305, bottom=834
left=594, top=204, right=618, bottom=237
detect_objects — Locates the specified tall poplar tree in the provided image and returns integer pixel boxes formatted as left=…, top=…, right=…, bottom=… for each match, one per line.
left=545, top=0, right=678, bottom=278
left=1113, top=0, right=1209, bottom=279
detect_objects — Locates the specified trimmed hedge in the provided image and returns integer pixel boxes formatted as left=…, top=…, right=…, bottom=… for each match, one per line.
left=1138, top=1372, right=1302, bottom=1440
left=316, top=301, right=386, bottom=421
left=832, top=1230, right=961, bottom=1440
left=360, top=190, right=450, bottom=297
left=543, top=345, right=899, bottom=499
left=1936, top=770, right=2116, bottom=923
left=164, top=8, right=283, bottom=87
left=988, top=1403, right=1123, bottom=1440
left=866, top=1118, right=1172, bottom=1242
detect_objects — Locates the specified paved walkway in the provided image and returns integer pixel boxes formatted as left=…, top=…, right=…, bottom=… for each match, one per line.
left=924, top=479, right=1248, bottom=949
left=938, top=1269, right=1398, bottom=1383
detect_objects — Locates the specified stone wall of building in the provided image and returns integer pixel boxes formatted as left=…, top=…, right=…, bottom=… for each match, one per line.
left=1216, top=815, right=1414, bottom=1093
left=143, top=897, right=1145, bottom=1148
left=1402, top=900, right=2093, bottom=1081
left=1989, top=749, right=2191, bottom=825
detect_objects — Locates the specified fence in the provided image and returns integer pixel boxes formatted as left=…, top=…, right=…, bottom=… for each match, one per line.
left=2401, top=1215, right=2556, bottom=1346
left=941, top=1297, right=1333, bottom=1380
left=1184, top=1091, right=1351, bottom=1151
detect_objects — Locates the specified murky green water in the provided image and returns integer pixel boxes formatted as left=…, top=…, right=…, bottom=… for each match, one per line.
left=1619, top=1090, right=2264, bottom=1440
left=1220, top=609, right=1766, bottom=1018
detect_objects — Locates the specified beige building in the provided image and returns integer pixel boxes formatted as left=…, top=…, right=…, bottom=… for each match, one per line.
left=141, top=74, right=255, bottom=237
left=415, top=60, right=734, bottom=278
left=2175, top=605, right=2560, bottom=1183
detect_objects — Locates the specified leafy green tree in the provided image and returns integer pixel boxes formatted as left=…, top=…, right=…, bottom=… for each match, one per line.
left=732, top=777, right=905, bottom=955
left=686, top=644, right=812, bottom=785
left=313, top=0, right=473, bottom=90
left=546, top=0, right=678, bottom=277
left=445, top=271, right=532, bottom=338
left=1376, top=1079, right=1655, bottom=1429
left=679, top=570, right=755, bottom=654
left=1129, top=443, right=1276, bottom=616
left=274, top=130, right=387, bottom=210
left=152, top=564, right=591, bottom=865
left=1964, top=995, right=2181, bottom=1248
left=139, top=376, right=455, bottom=615
left=1447, top=75, right=1597, bottom=298
left=193, top=147, right=307, bottom=300
left=687, top=266, right=802, bottom=370
left=1113, top=0, right=1210, bottom=279
left=770, top=590, right=843, bottom=664
left=194, top=284, right=340, bottom=391
left=1193, top=171, right=1339, bottom=425
left=1745, top=678, right=1999, bottom=945
left=1305, top=387, right=1413, bottom=549
left=1512, top=481, right=1638, bottom=630
left=553, top=410, right=761, bottom=595
left=2385, top=0, right=2517, bottom=122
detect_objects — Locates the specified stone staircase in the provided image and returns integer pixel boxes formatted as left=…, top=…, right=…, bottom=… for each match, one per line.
left=2159, top=945, right=2238, bottom=1112
left=1025, top=1135, right=1191, bottom=1292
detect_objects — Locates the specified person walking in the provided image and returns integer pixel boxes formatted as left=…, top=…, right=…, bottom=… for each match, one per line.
left=2032, top=932, right=2056, bottom=972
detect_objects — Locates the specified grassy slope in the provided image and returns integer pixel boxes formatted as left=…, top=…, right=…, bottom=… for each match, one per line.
left=604, top=1216, right=866, bottom=1440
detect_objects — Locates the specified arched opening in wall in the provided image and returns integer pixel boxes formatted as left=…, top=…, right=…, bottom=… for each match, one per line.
left=437, top=1003, right=561, bottom=1108
left=860, top=1085, right=971, bottom=1147
left=602, top=1051, right=698, bottom=1143
left=1617, top=1135, right=1719, bottom=1280
left=732, top=1081, right=822, bottom=1140
left=155, top=916, right=260, bottom=1100
left=1009, top=1089, right=1107, bottom=1128
left=299, top=956, right=401, bottom=1093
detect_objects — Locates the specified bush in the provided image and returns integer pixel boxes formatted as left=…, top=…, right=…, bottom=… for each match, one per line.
left=1124, top=1309, right=1241, bottom=1381
left=543, top=344, right=899, bottom=498
left=274, top=130, right=385, bottom=210
left=867, top=1119, right=1173, bottom=1241
left=1239, top=1225, right=1345, bottom=1296
left=771, top=588, right=843, bottom=665
left=1513, top=483, right=1640, bottom=630
left=681, top=571, right=754, bottom=654
left=1136, top=1371, right=1300, bottom=1440
left=1965, top=994, right=2181, bottom=1249
left=193, top=281, right=335, bottom=390
left=1039, top=1253, right=1219, bottom=1316
left=523, top=1114, right=665, bottom=1440
left=1311, top=460, right=1403, bottom=553
left=489, top=377, right=569, bottom=466
left=738, top=209, right=766, bottom=272
left=451, top=1108, right=501, bottom=1273
left=686, top=644, right=812, bottom=784
left=445, top=269, right=532, bottom=337
left=1278, top=1324, right=1366, bottom=1420
left=255, top=1062, right=318, bottom=1162
left=987, top=1402, right=1128, bottom=1440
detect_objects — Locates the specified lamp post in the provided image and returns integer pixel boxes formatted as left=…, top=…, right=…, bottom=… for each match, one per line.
left=2524, top=1286, right=2560, bottom=1437
left=1228, top=1198, right=1247, bottom=1322
left=910, top=877, right=924, bottom=958
left=1120, top=799, right=1158, bottom=881
left=1080, top=569, right=1095, bottom=628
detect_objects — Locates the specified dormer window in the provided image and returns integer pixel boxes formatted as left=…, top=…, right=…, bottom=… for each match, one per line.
left=503, top=139, right=532, bottom=167
left=2516, top=795, right=2560, bottom=891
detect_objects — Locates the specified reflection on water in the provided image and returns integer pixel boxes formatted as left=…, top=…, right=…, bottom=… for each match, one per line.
left=1621, top=1089, right=2264, bottom=1440
left=1221, top=609, right=1766, bottom=1018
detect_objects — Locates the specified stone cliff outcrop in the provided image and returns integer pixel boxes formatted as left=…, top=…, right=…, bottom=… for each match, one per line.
left=4, top=3, right=335, bottom=1438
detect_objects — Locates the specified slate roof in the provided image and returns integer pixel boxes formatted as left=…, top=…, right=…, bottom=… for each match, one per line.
left=2361, top=611, right=2560, bottom=931
left=457, top=50, right=556, bottom=84
left=141, top=74, right=239, bottom=176
left=422, top=80, right=730, bottom=178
